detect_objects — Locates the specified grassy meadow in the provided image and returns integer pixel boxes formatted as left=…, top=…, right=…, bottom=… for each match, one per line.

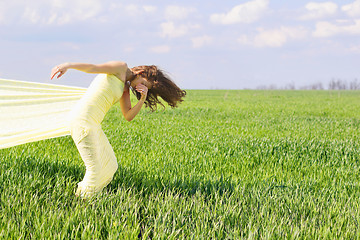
left=1, top=90, right=360, bottom=239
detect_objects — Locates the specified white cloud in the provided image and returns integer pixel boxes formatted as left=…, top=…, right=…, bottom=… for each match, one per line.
left=313, top=19, right=360, bottom=37
left=313, top=21, right=338, bottom=37
left=149, top=45, right=171, bottom=53
left=0, top=0, right=103, bottom=25
left=125, top=4, right=141, bottom=14
left=348, top=44, right=360, bottom=53
left=342, top=0, right=360, bottom=17
left=143, top=5, right=157, bottom=13
left=22, top=7, right=41, bottom=24
left=160, top=21, right=200, bottom=38
left=0, top=0, right=5, bottom=23
left=0, top=1, right=158, bottom=25
left=0, top=9, right=4, bottom=24
left=160, top=21, right=188, bottom=38
left=49, top=0, right=102, bottom=25
left=238, top=26, right=308, bottom=48
left=125, top=4, right=157, bottom=16
left=191, top=35, right=213, bottom=48
left=210, top=0, right=269, bottom=25
left=165, top=5, right=195, bottom=20
left=300, top=2, right=338, bottom=20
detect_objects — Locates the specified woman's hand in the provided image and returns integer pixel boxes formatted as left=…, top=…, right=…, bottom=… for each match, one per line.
left=135, top=83, right=148, bottom=99
left=132, top=69, right=145, bottom=76
left=50, top=63, right=70, bottom=80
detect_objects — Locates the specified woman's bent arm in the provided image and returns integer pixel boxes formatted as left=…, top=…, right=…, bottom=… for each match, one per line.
left=119, top=84, right=148, bottom=121
left=119, top=92, right=146, bottom=121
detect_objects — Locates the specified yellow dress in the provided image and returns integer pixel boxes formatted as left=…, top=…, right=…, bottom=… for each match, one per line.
left=0, top=74, right=124, bottom=198
left=68, top=74, right=124, bottom=198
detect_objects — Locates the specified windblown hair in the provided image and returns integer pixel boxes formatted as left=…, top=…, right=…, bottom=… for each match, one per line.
left=130, top=65, right=186, bottom=111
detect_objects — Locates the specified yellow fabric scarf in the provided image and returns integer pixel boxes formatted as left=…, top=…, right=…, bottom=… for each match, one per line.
left=0, top=78, right=87, bottom=149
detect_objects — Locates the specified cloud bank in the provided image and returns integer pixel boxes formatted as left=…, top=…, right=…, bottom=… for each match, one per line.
left=300, top=2, right=338, bottom=20
left=210, top=0, right=269, bottom=24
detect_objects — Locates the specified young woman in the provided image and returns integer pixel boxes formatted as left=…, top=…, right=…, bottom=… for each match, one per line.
left=50, top=61, right=186, bottom=198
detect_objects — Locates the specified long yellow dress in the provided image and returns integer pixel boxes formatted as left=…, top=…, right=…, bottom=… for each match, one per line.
left=0, top=74, right=124, bottom=198
left=69, top=74, right=124, bottom=197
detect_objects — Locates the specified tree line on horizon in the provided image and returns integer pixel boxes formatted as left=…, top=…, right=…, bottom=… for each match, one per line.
left=256, top=78, right=360, bottom=90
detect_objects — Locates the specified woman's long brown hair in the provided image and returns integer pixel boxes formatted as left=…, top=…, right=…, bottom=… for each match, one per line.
left=130, top=65, right=186, bottom=111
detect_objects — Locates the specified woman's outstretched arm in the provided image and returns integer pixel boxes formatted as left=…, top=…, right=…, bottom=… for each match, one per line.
left=50, top=61, right=128, bottom=79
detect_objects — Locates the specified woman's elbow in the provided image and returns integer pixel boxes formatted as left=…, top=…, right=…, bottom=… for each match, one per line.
left=124, top=114, right=134, bottom=122
left=121, top=108, right=136, bottom=121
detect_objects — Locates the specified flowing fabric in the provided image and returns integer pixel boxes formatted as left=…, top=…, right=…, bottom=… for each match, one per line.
left=0, top=78, right=87, bottom=149
left=0, top=74, right=125, bottom=198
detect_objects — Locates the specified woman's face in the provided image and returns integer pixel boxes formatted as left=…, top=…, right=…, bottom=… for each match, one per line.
left=130, top=75, right=152, bottom=89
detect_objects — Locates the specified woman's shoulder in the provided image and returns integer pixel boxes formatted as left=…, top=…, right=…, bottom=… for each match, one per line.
left=105, top=61, right=128, bottom=82
left=105, top=61, right=128, bottom=72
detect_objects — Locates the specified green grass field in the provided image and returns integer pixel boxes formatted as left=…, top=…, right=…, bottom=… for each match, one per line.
left=1, top=90, right=360, bottom=239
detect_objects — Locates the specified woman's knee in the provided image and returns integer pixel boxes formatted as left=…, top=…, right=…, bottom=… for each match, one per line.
left=69, top=121, right=96, bottom=144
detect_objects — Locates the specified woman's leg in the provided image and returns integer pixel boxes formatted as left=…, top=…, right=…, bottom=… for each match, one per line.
left=70, top=122, right=118, bottom=198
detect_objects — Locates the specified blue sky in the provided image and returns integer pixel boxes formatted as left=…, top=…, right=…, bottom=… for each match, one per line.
left=1, top=0, right=360, bottom=89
